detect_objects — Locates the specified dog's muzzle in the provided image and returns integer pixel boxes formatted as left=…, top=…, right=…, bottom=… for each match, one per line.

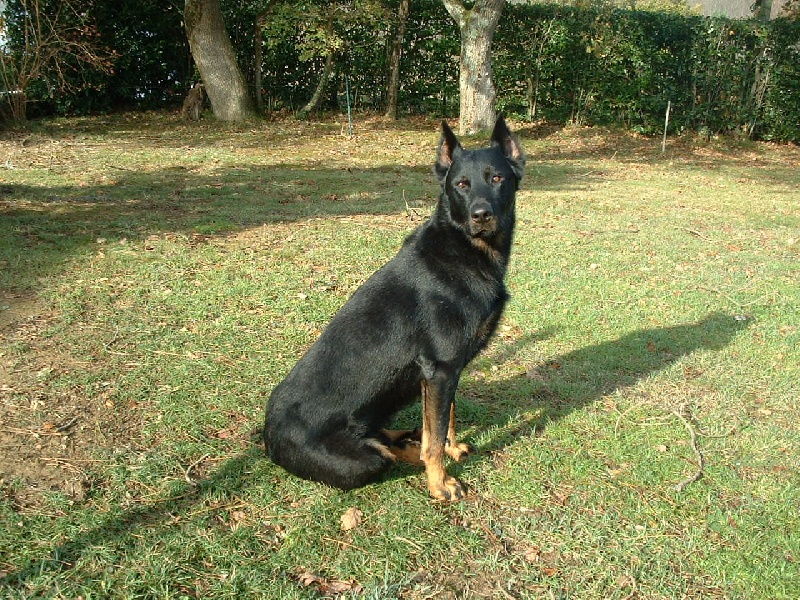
left=469, top=201, right=496, bottom=237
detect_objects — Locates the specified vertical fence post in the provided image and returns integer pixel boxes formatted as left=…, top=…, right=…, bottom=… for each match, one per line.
left=345, top=75, right=353, bottom=137
left=662, top=100, right=671, bottom=153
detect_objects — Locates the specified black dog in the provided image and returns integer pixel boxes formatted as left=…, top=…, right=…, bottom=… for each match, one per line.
left=264, top=116, right=524, bottom=501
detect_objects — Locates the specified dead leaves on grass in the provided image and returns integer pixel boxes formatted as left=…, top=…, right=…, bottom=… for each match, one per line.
left=340, top=506, right=363, bottom=531
left=295, top=569, right=363, bottom=596
left=286, top=507, right=366, bottom=595
left=521, top=550, right=563, bottom=583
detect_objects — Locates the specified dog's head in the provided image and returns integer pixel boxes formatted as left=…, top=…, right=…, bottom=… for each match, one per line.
left=435, top=115, right=525, bottom=243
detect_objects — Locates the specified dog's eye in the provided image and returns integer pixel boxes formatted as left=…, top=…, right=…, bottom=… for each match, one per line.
left=456, top=180, right=470, bottom=189
left=491, top=174, right=504, bottom=184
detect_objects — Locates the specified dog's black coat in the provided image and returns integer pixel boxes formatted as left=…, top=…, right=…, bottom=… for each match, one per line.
left=264, top=117, right=524, bottom=493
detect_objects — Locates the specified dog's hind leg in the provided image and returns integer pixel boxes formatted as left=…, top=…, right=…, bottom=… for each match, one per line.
left=381, top=428, right=422, bottom=443
left=267, top=427, right=394, bottom=491
left=382, top=410, right=472, bottom=466
left=378, top=429, right=424, bottom=466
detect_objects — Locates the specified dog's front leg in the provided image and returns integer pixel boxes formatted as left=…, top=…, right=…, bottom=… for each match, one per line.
left=421, top=378, right=465, bottom=501
left=446, top=401, right=474, bottom=463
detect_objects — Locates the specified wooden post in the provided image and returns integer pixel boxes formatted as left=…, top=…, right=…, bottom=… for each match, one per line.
left=662, top=100, right=671, bottom=153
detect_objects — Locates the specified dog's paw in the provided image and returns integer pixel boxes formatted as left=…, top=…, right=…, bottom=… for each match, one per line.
left=393, top=440, right=425, bottom=466
left=446, top=441, right=474, bottom=463
left=429, top=476, right=466, bottom=502
left=398, top=427, right=422, bottom=443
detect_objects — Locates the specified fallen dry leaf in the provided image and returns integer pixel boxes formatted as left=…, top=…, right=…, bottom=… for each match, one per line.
left=214, top=427, right=236, bottom=440
left=523, top=547, right=541, bottom=563
left=298, top=571, right=324, bottom=586
left=297, top=570, right=363, bottom=595
left=541, top=567, right=559, bottom=577
left=340, top=506, right=363, bottom=531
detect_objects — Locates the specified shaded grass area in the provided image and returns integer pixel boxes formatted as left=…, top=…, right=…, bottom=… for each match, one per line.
left=1, top=113, right=799, bottom=598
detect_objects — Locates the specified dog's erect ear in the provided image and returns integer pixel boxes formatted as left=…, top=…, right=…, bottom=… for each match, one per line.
left=491, top=114, right=525, bottom=181
left=435, top=121, right=462, bottom=181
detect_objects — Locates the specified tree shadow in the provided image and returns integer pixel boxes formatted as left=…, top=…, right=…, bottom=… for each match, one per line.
left=1, top=158, right=590, bottom=294
left=2, top=447, right=265, bottom=589
left=0, top=163, right=431, bottom=290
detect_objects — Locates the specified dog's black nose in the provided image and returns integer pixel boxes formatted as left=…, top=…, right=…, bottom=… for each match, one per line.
left=471, top=206, right=493, bottom=224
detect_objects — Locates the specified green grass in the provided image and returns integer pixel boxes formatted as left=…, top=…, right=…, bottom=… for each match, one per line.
left=1, top=113, right=798, bottom=599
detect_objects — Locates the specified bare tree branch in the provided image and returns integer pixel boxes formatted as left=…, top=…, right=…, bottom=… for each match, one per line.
left=0, top=0, right=116, bottom=122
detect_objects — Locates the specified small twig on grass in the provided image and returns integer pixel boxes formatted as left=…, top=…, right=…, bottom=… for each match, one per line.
left=322, top=537, right=367, bottom=553
left=682, top=227, right=712, bottom=242
left=1, top=426, right=37, bottom=436
left=614, top=401, right=642, bottom=437
left=672, top=403, right=704, bottom=492
left=403, top=190, right=424, bottom=220
left=698, top=283, right=777, bottom=309
left=394, top=535, right=424, bottom=551
left=495, top=583, right=517, bottom=600
left=181, top=453, right=209, bottom=485
left=41, top=456, right=88, bottom=476
left=2, top=416, right=79, bottom=436
left=54, top=416, right=79, bottom=433
left=621, top=574, right=638, bottom=600
left=103, top=162, right=137, bottom=172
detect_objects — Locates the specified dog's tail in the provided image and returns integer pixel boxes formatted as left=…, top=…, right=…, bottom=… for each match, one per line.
left=265, top=425, right=393, bottom=491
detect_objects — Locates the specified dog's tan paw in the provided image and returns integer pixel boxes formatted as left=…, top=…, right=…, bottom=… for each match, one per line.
left=446, top=441, right=474, bottom=463
left=428, top=476, right=466, bottom=502
left=392, top=440, right=425, bottom=466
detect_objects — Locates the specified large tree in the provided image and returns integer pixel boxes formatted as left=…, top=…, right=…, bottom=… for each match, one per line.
left=184, top=0, right=253, bottom=121
left=441, top=0, right=504, bottom=134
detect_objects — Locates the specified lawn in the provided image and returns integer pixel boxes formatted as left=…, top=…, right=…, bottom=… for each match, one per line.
left=1, top=112, right=798, bottom=599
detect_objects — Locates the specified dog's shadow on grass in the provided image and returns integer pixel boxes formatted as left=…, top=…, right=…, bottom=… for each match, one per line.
left=460, top=311, right=750, bottom=459
left=387, top=311, right=748, bottom=487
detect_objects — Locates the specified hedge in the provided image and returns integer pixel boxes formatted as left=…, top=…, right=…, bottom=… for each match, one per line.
left=492, top=4, right=800, bottom=141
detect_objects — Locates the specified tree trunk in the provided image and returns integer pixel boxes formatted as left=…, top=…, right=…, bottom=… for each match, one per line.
left=442, top=0, right=504, bottom=135
left=184, top=0, right=254, bottom=121
left=255, top=11, right=266, bottom=113
left=6, top=91, right=28, bottom=123
left=385, top=0, right=410, bottom=120
left=297, top=52, right=336, bottom=118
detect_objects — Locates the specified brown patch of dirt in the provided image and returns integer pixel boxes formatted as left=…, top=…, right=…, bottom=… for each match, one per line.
left=0, top=292, right=41, bottom=332
left=1, top=292, right=141, bottom=510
